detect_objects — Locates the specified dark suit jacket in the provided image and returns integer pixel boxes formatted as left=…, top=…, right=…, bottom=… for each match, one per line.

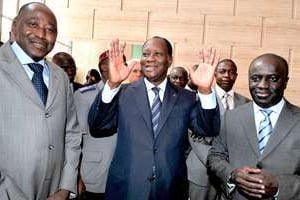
left=88, top=79, right=220, bottom=200
left=208, top=100, right=300, bottom=200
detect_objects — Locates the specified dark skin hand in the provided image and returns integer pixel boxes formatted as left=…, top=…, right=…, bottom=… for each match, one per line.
left=231, top=166, right=278, bottom=198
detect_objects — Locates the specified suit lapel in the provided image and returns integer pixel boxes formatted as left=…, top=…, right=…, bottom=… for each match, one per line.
left=155, top=82, right=179, bottom=138
left=240, top=103, right=260, bottom=157
left=0, top=44, right=44, bottom=107
left=133, top=80, right=153, bottom=133
left=45, top=62, right=60, bottom=109
left=260, top=101, right=300, bottom=159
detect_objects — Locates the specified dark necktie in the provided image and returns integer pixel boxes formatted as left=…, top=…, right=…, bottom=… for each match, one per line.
left=28, top=63, right=48, bottom=105
left=151, top=87, right=161, bottom=138
left=258, top=109, right=273, bottom=154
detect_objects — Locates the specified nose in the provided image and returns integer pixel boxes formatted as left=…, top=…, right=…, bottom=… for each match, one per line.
left=257, top=77, right=269, bottom=88
left=35, top=27, right=46, bottom=38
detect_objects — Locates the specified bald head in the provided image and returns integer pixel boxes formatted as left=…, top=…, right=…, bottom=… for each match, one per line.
left=249, top=53, right=289, bottom=108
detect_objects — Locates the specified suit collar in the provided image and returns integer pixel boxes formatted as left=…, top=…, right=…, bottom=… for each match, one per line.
left=0, top=43, right=60, bottom=109
left=260, top=101, right=300, bottom=159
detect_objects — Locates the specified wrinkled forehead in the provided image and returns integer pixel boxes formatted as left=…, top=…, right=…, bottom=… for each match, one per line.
left=18, top=3, right=57, bottom=27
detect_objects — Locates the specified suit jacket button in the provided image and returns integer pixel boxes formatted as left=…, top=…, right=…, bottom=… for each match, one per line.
left=45, top=113, right=51, bottom=118
left=48, top=145, right=54, bottom=150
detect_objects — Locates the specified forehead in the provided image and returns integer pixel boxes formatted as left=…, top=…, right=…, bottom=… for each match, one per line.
left=170, top=68, right=184, bottom=75
left=18, top=4, right=57, bottom=27
left=143, top=38, right=167, bottom=52
left=217, top=61, right=235, bottom=70
left=250, top=57, right=285, bottom=75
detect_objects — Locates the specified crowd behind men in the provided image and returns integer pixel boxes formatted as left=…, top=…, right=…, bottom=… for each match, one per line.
left=0, top=2, right=300, bottom=200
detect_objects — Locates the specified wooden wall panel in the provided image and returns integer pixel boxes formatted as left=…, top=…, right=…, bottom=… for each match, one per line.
left=45, top=0, right=68, bottom=9
left=122, top=0, right=177, bottom=13
left=55, top=8, right=94, bottom=39
left=288, top=48, right=300, bottom=105
left=94, top=10, right=148, bottom=41
left=148, top=13, right=204, bottom=44
left=174, top=42, right=231, bottom=67
left=263, top=18, right=300, bottom=47
left=206, top=16, right=261, bottom=45
left=294, top=0, right=300, bottom=19
left=69, top=0, right=121, bottom=11
left=178, top=0, right=234, bottom=15
left=236, top=0, right=293, bottom=17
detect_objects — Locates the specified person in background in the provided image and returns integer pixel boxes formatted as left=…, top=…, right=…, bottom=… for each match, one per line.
left=88, top=36, right=220, bottom=200
left=187, top=59, right=250, bottom=200
left=0, top=2, right=81, bottom=199
left=0, top=41, right=3, bottom=47
left=208, top=53, right=300, bottom=199
left=84, top=69, right=101, bottom=86
left=123, top=58, right=143, bottom=83
left=52, top=52, right=83, bottom=92
left=168, top=66, right=189, bottom=88
left=74, top=49, right=126, bottom=199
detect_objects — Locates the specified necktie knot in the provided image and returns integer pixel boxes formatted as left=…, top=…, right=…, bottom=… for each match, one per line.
left=28, top=63, right=44, bottom=73
left=152, top=87, right=160, bottom=95
left=260, top=109, right=272, bottom=117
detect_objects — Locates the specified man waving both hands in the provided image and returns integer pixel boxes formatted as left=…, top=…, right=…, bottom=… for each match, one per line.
left=88, top=37, right=220, bottom=200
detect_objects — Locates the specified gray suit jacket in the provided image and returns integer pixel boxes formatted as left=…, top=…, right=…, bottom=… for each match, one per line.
left=187, top=91, right=250, bottom=186
left=0, top=42, right=81, bottom=200
left=208, top=101, right=300, bottom=199
left=74, top=82, right=116, bottom=193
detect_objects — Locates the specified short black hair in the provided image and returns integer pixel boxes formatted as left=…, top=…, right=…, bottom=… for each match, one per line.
left=143, top=36, right=173, bottom=56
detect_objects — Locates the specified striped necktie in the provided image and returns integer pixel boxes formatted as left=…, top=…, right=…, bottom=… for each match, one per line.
left=258, top=109, right=273, bottom=154
left=151, top=87, right=161, bottom=138
left=222, top=93, right=230, bottom=110
left=28, top=63, right=48, bottom=105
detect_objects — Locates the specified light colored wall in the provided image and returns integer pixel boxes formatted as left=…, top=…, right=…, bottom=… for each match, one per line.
left=1, top=0, right=300, bottom=104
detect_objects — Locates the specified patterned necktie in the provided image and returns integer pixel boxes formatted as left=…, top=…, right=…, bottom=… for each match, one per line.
left=151, top=87, right=161, bottom=138
left=222, top=93, right=230, bottom=110
left=28, top=63, right=48, bottom=105
left=258, top=109, right=273, bottom=154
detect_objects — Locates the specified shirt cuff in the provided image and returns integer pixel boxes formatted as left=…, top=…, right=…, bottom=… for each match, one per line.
left=102, top=82, right=121, bottom=103
left=197, top=89, right=217, bottom=109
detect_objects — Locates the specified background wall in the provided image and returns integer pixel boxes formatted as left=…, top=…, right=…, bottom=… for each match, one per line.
left=1, top=0, right=300, bottom=104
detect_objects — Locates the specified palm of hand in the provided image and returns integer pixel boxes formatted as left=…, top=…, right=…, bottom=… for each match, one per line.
left=190, top=63, right=215, bottom=89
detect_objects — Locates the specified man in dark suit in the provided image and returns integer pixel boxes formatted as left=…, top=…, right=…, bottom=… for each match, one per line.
left=208, top=53, right=300, bottom=199
left=88, top=36, right=220, bottom=200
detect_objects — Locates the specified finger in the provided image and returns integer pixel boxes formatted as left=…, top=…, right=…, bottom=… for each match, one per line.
left=198, top=49, right=204, bottom=63
left=240, top=188, right=263, bottom=199
left=203, top=47, right=212, bottom=63
left=212, top=50, right=221, bottom=69
left=208, top=47, right=216, bottom=65
left=114, top=38, right=119, bottom=57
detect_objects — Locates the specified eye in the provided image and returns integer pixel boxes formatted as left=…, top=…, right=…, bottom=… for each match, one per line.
left=269, top=75, right=279, bottom=82
left=45, top=26, right=56, bottom=33
left=250, top=75, right=261, bottom=82
left=28, top=22, right=38, bottom=28
left=142, top=52, right=149, bottom=57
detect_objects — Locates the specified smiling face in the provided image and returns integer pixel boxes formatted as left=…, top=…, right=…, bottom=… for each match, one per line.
left=12, top=3, right=57, bottom=61
left=140, top=37, right=173, bottom=86
left=249, top=54, right=289, bottom=108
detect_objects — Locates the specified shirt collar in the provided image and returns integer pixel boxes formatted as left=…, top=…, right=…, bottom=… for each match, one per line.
left=11, top=42, right=46, bottom=66
left=215, top=84, right=234, bottom=98
left=253, top=98, right=285, bottom=115
left=144, top=77, right=167, bottom=93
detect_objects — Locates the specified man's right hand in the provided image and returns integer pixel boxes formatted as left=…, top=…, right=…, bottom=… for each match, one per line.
left=107, top=39, right=133, bottom=89
left=231, top=166, right=265, bottom=198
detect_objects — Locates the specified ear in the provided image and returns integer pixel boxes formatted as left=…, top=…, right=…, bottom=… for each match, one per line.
left=168, top=55, right=173, bottom=66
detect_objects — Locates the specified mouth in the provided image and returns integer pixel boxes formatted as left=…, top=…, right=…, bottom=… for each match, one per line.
left=144, top=65, right=157, bottom=72
left=255, top=91, right=271, bottom=99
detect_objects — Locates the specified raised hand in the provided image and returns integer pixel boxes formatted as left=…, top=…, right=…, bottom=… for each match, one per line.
left=187, top=47, right=220, bottom=94
left=107, top=38, right=133, bottom=89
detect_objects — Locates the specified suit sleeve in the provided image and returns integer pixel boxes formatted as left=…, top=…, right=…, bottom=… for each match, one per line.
left=59, top=77, right=82, bottom=194
left=88, top=89, right=119, bottom=138
left=207, top=112, right=235, bottom=198
left=189, top=95, right=220, bottom=138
